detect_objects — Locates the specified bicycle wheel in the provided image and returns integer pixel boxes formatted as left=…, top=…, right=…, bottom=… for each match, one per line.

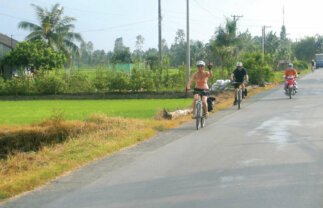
left=237, top=89, right=241, bottom=109
left=288, top=87, right=292, bottom=99
left=196, top=103, right=200, bottom=130
left=201, top=117, right=205, bottom=128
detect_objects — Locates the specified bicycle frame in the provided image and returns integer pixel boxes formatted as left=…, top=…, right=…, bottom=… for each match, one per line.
left=236, top=85, right=242, bottom=109
left=195, top=93, right=205, bottom=130
left=231, top=82, right=243, bottom=110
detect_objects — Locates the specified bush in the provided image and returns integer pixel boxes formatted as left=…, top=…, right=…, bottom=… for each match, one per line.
left=22, top=77, right=36, bottom=95
left=293, top=61, right=308, bottom=70
left=108, top=71, right=129, bottom=92
left=0, top=77, right=6, bottom=95
left=35, top=71, right=67, bottom=95
left=92, top=68, right=108, bottom=91
left=68, top=72, right=94, bottom=93
left=240, top=52, right=274, bottom=85
left=142, top=69, right=155, bottom=91
left=5, top=78, right=26, bottom=96
left=129, top=67, right=143, bottom=92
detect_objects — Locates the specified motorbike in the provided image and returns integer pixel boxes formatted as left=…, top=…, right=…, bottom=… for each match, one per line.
left=285, top=76, right=297, bottom=99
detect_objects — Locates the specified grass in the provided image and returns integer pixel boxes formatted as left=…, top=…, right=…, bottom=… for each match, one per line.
left=0, top=99, right=191, bottom=125
left=272, top=71, right=284, bottom=83
left=0, top=115, right=190, bottom=201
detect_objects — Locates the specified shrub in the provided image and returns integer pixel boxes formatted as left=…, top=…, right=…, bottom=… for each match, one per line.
left=68, top=72, right=94, bottom=93
left=153, top=70, right=162, bottom=91
left=129, top=67, right=143, bottom=92
left=142, top=69, right=155, bottom=91
left=108, top=71, right=129, bottom=92
left=240, top=52, right=274, bottom=85
left=35, top=71, right=67, bottom=95
left=22, top=77, right=36, bottom=95
left=92, top=68, right=107, bottom=91
left=0, top=77, right=6, bottom=95
left=293, top=61, right=308, bottom=70
left=5, top=77, right=26, bottom=96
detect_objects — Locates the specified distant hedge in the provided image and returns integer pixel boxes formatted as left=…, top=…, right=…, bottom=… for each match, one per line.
left=0, top=67, right=188, bottom=96
left=293, top=61, right=308, bottom=70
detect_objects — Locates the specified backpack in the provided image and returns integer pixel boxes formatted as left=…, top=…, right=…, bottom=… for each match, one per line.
left=207, top=97, right=216, bottom=112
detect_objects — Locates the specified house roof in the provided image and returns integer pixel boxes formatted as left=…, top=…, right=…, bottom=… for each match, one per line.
left=0, top=33, right=19, bottom=49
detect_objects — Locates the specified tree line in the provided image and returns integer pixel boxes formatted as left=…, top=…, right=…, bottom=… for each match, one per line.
left=0, top=3, right=322, bottom=93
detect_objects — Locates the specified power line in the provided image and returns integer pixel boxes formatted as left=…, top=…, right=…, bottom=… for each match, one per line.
left=231, top=15, right=243, bottom=21
left=30, top=0, right=127, bottom=17
left=0, top=12, right=38, bottom=23
left=192, top=0, right=222, bottom=19
left=78, top=19, right=157, bottom=33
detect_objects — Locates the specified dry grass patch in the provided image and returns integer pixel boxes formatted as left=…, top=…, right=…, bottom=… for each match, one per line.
left=0, top=114, right=188, bottom=201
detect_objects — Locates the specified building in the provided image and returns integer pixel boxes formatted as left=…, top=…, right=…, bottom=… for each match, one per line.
left=0, top=33, right=19, bottom=79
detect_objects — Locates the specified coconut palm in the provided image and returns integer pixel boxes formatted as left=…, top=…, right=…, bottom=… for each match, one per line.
left=210, top=18, right=238, bottom=78
left=18, top=3, right=83, bottom=59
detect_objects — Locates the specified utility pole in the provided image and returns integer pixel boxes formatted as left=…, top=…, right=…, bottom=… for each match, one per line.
left=186, top=0, right=190, bottom=84
left=283, top=6, right=285, bottom=26
left=158, top=0, right=162, bottom=73
left=262, top=26, right=264, bottom=55
left=10, top=35, right=13, bottom=50
left=262, top=26, right=271, bottom=55
left=231, top=15, right=243, bottom=21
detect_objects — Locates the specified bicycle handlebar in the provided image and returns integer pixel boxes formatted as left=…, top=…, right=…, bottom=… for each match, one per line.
left=230, top=81, right=243, bottom=84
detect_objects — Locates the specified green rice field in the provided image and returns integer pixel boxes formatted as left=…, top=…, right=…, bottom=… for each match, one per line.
left=0, top=99, right=191, bottom=125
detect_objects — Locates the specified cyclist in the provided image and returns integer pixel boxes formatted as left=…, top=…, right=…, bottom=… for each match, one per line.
left=230, top=62, right=249, bottom=105
left=284, top=63, right=298, bottom=93
left=186, top=60, right=213, bottom=118
left=311, top=59, right=315, bottom=71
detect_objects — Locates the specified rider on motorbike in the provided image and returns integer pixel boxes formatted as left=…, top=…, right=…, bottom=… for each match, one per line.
left=284, top=63, right=298, bottom=93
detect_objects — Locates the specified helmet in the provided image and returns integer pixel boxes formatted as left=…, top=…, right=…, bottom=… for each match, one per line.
left=236, top=62, right=243, bottom=67
left=196, top=60, right=205, bottom=66
left=288, top=63, right=293, bottom=67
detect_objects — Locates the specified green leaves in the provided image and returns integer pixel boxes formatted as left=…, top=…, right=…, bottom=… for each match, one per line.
left=18, top=3, right=83, bottom=60
left=240, top=52, right=274, bottom=85
left=2, top=40, right=66, bottom=70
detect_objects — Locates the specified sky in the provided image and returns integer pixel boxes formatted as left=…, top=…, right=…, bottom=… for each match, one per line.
left=1, top=0, right=323, bottom=52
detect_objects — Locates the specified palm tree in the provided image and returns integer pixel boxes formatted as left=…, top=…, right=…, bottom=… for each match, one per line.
left=18, top=3, right=84, bottom=60
left=211, top=18, right=238, bottom=78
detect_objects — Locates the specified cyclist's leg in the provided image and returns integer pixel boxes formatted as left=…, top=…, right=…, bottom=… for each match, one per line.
left=234, top=86, right=238, bottom=105
left=192, top=93, right=199, bottom=118
left=202, top=95, right=208, bottom=116
left=241, top=83, right=246, bottom=98
left=241, top=83, right=245, bottom=92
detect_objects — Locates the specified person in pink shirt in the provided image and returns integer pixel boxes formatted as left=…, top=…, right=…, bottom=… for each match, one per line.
left=186, top=60, right=213, bottom=118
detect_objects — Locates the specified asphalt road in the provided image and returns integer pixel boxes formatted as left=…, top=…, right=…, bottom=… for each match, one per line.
left=1, top=69, right=323, bottom=208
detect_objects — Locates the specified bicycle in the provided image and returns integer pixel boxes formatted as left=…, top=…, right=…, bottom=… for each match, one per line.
left=194, top=92, right=206, bottom=130
left=231, top=81, right=244, bottom=110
